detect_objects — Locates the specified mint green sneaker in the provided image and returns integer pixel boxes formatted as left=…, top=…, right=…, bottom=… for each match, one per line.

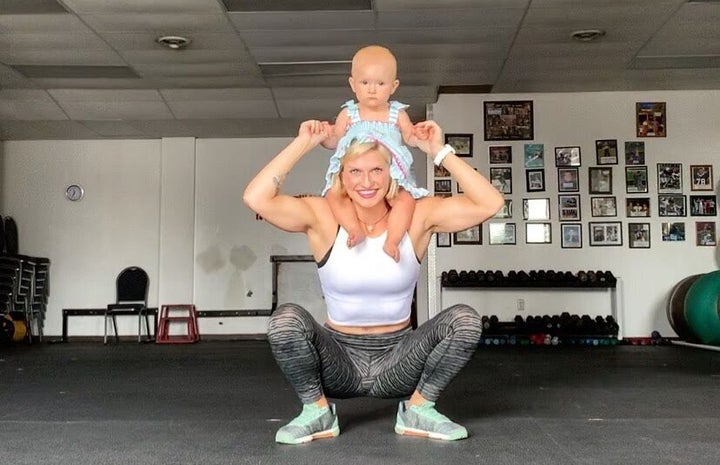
left=275, top=403, right=339, bottom=445
left=394, top=401, right=468, bottom=440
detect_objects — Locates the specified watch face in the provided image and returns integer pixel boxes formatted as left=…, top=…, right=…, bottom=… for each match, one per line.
left=66, top=184, right=84, bottom=201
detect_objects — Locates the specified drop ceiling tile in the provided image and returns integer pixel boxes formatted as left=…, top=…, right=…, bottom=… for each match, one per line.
left=227, top=10, right=374, bottom=30
left=0, top=51, right=125, bottom=66
left=102, top=32, right=247, bottom=51
left=79, top=120, right=148, bottom=137
left=374, top=0, right=529, bottom=9
left=147, top=75, right=265, bottom=87
left=166, top=99, right=278, bottom=119
left=28, top=78, right=151, bottom=89
left=58, top=101, right=174, bottom=120
left=0, top=14, right=93, bottom=33
left=49, top=89, right=163, bottom=101
left=160, top=88, right=273, bottom=100
left=80, top=13, right=235, bottom=33
left=28, top=120, right=101, bottom=139
left=62, top=0, right=223, bottom=14
left=120, top=50, right=257, bottom=66
left=376, top=8, right=524, bottom=29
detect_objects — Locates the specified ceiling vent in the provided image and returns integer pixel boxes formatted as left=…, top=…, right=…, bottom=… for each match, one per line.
left=221, top=0, right=371, bottom=12
left=12, top=65, right=140, bottom=79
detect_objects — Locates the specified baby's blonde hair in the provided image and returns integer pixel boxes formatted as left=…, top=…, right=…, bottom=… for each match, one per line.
left=329, top=139, right=399, bottom=200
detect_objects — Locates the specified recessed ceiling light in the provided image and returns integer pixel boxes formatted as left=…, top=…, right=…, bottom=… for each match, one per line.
left=156, top=35, right=191, bottom=50
left=570, top=29, right=606, bottom=42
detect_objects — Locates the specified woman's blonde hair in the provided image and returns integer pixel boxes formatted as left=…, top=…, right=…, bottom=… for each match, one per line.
left=329, top=139, right=399, bottom=199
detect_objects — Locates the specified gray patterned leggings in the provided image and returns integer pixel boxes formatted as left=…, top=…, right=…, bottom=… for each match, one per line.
left=266, top=303, right=482, bottom=404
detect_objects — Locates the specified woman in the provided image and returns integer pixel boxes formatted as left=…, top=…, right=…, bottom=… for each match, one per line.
left=243, top=119, right=504, bottom=444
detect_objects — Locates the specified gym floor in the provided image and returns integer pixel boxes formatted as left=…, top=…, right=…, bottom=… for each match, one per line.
left=1, top=341, right=719, bottom=465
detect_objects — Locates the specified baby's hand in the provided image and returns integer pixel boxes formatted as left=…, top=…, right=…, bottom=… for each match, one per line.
left=413, top=123, right=430, bottom=141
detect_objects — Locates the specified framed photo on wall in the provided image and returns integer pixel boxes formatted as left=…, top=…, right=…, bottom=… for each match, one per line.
left=489, top=146, right=512, bottom=164
left=434, top=179, right=451, bottom=194
left=453, top=224, right=482, bottom=245
left=523, top=198, right=550, bottom=220
left=690, top=165, right=713, bottom=191
left=625, top=166, right=648, bottom=194
left=554, top=146, right=581, bottom=167
left=490, top=167, right=513, bottom=194
left=657, top=163, right=682, bottom=193
left=658, top=194, right=686, bottom=217
left=595, top=139, right=618, bottom=165
left=589, top=167, right=613, bottom=194
left=558, top=167, right=580, bottom=192
left=526, top=223, right=552, bottom=244
left=636, top=102, right=666, bottom=137
left=523, top=144, right=544, bottom=168
left=484, top=100, right=534, bottom=141
left=494, top=199, right=513, bottom=218
left=526, top=169, right=545, bottom=192
left=625, top=141, right=645, bottom=165
left=561, top=223, right=582, bottom=248
left=436, top=231, right=451, bottom=248
left=628, top=223, right=651, bottom=249
left=489, top=222, right=516, bottom=245
left=662, top=222, right=685, bottom=241
left=589, top=222, right=623, bottom=246
left=444, top=134, right=473, bottom=157
left=558, top=194, right=581, bottom=221
left=626, top=197, right=651, bottom=217
left=696, top=221, right=717, bottom=246
left=689, top=195, right=717, bottom=216
left=591, top=196, right=617, bottom=217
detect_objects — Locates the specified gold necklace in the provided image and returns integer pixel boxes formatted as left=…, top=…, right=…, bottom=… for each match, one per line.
left=358, top=208, right=389, bottom=232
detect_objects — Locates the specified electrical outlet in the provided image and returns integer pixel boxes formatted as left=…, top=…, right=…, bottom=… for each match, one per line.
left=517, top=298, right=525, bottom=312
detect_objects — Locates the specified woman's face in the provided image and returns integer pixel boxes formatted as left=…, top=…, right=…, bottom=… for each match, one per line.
left=340, top=148, right=390, bottom=208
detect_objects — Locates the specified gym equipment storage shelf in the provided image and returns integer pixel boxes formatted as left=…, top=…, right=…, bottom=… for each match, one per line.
left=436, top=270, right=624, bottom=340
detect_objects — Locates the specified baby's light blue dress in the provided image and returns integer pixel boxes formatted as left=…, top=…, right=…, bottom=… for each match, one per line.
left=321, top=100, right=429, bottom=199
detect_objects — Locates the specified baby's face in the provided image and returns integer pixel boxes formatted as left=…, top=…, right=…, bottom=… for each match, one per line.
left=349, top=52, right=399, bottom=110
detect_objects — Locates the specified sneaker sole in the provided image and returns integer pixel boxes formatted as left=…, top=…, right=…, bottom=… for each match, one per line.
left=395, top=425, right=467, bottom=441
left=276, top=426, right=340, bottom=445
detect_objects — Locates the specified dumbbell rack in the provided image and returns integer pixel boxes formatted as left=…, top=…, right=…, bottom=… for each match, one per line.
left=435, top=271, right=624, bottom=340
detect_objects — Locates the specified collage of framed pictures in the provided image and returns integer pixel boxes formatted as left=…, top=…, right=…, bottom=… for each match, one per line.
left=433, top=100, right=715, bottom=251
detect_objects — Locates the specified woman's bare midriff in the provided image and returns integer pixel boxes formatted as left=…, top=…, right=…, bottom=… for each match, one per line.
left=326, top=318, right=411, bottom=335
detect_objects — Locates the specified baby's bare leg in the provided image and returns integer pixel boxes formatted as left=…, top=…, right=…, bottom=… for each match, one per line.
left=326, top=190, right=364, bottom=247
left=385, top=189, right=415, bottom=262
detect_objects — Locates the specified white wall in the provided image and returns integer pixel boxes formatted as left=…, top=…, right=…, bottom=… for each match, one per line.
left=0, top=139, right=161, bottom=336
left=1, top=90, right=717, bottom=338
left=430, top=91, right=720, bottom=337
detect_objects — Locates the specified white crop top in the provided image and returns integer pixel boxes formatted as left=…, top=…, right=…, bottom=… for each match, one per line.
left=317, top=227, right=420, bottom=326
